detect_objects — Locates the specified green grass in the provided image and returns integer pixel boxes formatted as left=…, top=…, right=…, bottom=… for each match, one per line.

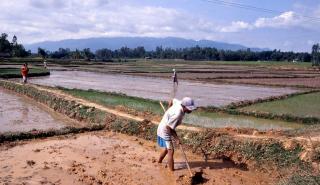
left=0, top=67, right=49, bottom=78
left=60, top=88, right=164, bottom=115
left=240, top=92, right=320, bottom=118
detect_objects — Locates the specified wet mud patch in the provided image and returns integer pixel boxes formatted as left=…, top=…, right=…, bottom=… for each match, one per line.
left=0, top=131, right=276, bottom=185
left=0, top=87, right=77, bottom=133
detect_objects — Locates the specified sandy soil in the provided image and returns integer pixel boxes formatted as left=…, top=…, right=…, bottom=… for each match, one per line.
left=0, top=131, right=275, bottom=185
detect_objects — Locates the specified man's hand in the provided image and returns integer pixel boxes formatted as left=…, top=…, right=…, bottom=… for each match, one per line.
left=174, top=137, right=181, bottom=145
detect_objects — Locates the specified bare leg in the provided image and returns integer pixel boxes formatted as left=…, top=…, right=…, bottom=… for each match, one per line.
left=158, top=149, right=168, bottom=163
left=168, top=149, right=174, bottom=171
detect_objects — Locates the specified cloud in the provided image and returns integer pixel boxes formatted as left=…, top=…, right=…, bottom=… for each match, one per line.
left=0, top=0, right=222, bottom=44
left=218, top=21, right=252, bottom=32
left=254, top=11, right=300, bottom=28
left=218, top=10, right=319, bottom=32
left=0, top=0, right=318, bottom=52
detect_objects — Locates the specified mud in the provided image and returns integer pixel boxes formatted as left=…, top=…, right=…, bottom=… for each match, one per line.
left=0, top=131, right=275, bottom=185
left=0, top=87, right=79, bottom=133
left=29, top=70, right=300, bottom=107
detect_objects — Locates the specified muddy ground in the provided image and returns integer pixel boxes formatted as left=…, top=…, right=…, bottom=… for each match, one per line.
left=0, top=87, right=82, bottom=133
left=0, top=131, right=275, bottom=185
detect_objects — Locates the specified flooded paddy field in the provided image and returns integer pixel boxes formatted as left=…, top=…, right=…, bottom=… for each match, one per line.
left=0, top=87, right=78, bottom=133
left=29, top=70, right=300, bottom=107
left=185, top=111, right=305, bottom=130
left=51, top=60, right=320, bottom=81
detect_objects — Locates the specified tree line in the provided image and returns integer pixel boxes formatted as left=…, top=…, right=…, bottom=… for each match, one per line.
left=45, top=45, right=317, bottom=64
left=0, top=33, right=319, bottom=65
left=312, top=44, right=320, bottom=66
left=0, top=33, right=30, bottom=57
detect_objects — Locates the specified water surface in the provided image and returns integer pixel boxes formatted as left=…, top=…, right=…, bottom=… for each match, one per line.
left=0, top=88, right=75, bottom=133
left=30, top=70, right=299, bottom=107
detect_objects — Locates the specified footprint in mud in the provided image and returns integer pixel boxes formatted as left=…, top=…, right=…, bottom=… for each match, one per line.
left=33, top=149, right=41, bottom=153
left=26, top=160, right=36, bottom=167
left=68, top=161, right=86, bottom=175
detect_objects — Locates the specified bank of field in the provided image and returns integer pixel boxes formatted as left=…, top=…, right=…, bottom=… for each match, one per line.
left=60, top=88, right=165, bottom=116
left=240, top=92, right=320, bottom=119
left=0, top=67, right=49, bottom=78
left=221, top=77, right=320, bottom=88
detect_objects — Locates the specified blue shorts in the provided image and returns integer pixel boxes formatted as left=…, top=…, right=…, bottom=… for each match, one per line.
left=157, top=136, right=173, bottom=149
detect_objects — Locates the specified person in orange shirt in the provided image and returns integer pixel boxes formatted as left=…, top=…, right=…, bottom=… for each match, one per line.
left=21, top=63, right=29, bottom=83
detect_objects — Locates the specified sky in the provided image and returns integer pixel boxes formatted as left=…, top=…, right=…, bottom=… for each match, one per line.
left=0, top=0, right=319, bottom=52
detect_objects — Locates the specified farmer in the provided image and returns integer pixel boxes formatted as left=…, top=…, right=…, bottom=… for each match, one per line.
left=172, top=68, right=178, bottom=85
left=21, top=63, right=29, bottom=83
left=157, top=97, right=196, bottom=171
left=43, top=59, right=47, bottom=69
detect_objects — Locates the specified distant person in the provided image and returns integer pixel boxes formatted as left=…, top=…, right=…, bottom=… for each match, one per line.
left=21, top=63, right=29, bottom=83
left=157, top=97, right=196, bottom=171
left=43, top=59, right=47, bottom=69
left=172, top=68, right=179, bottom=98
left=172, top=68, right=178, bottom=86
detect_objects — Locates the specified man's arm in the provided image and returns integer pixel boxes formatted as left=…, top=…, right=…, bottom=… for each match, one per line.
left=168, top=100, right=173, bottom=108
left=166, top=125, right=180, bottom=144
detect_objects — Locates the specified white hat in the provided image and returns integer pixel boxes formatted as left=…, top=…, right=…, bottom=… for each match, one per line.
left=173, top=68, right=175, bottom=72
left=181, top=97, right=196, bottom=111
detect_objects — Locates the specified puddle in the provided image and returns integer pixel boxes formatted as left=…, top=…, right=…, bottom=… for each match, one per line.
left=0, top=87, right=77, bottom=133
left=184, top=111, right=305, bottom=130
left=29, top=70, right=299, bottom=107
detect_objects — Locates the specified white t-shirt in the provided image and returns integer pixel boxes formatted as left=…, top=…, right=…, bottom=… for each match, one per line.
left=157, top=99, right=185, bottom=140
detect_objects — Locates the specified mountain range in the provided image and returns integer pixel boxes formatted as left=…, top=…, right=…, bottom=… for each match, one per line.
left=25, top=37, right=268, bottom=52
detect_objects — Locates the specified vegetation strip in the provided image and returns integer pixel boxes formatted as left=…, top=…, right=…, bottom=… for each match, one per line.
left=0, top=67, right=50, bottom=78
left=58, top=87, right=165, bottom=116
left=224, top=90, right=320, bottom=109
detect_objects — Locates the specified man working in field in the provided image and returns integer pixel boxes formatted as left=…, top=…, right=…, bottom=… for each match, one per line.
left=172, top=68, right=178, bottom=86
left=157, top=97, right=196, bottom=171
left=21, top=63, right=29, bottom=83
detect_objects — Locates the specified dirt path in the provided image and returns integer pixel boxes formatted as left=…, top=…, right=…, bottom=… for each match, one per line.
left=0, top=131, right=274, bottom=185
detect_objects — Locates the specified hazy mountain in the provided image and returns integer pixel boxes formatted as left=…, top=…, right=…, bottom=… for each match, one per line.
left=25, top=37, right=268, bottom=52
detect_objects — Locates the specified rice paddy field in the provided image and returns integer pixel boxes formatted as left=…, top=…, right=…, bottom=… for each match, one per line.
left=1, top=58, right=320, bottom=185
left=240, top=92, right=320, bottom=119
left=0, top=67, right=49, bottom=78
